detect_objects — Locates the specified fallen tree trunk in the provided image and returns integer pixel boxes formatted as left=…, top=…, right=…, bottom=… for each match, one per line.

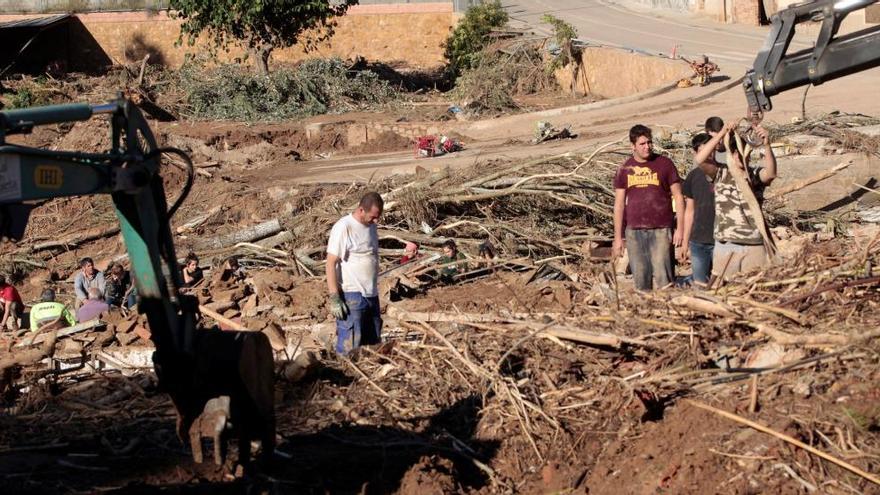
left=1, top=331, right=58, bottom=372
left=25, top=226, right=120, bottom=253
left=255, top=230, right=294, bottom=249
left=196, top=219, right=282, bottom=250
left=15, top=320, right=105, bottom=348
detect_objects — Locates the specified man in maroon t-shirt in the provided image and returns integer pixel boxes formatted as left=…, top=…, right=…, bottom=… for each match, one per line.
left=612, top=124, right=684, bottom=290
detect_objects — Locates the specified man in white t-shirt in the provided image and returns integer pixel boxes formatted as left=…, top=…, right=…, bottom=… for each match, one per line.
left=325, top=192, right=384, bottom=354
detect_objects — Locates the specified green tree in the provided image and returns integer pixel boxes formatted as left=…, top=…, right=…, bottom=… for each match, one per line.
left=444, top=0, right=508, bottom=78
left=169, top=0, right=358, bottom=75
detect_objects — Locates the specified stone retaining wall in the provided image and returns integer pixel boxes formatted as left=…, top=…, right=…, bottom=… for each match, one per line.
left=0, top=3, right=455, bottom=70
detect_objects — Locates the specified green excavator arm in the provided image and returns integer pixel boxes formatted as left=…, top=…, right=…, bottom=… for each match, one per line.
left=0, top=97, right=195, bottom=356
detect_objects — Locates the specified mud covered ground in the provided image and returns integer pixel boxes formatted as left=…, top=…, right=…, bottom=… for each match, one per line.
left=0, top=92, right=879, bottom=495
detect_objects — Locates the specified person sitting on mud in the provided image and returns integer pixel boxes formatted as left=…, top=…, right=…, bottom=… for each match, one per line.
left=181, top=252, right=204, bottom=288
left=0, top=274, right=24, bottom=331
left=76, top=287, right=110, bottom=323
left=478, top=241, right=497, bottom=260
left=400, top=242, right=421, bottom=264
left=74, top=257, right=105, bottom=309
left=104, top=262, right=135, bottom=308
left=438, top=239, right=467, bottom=284
left=29, top=289, right=75, bottom=332
left=219, top=256, right=246, bottom=283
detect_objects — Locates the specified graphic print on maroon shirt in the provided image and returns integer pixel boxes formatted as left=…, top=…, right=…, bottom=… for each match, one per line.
left=613, top=155, right=680, bottom=229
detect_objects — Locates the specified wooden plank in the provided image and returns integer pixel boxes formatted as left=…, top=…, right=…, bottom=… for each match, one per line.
left=15, top=320, right=105, bottom=348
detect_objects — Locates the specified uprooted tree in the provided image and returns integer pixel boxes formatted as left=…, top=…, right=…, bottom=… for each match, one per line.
left=169, top=0, right=358, bottom=75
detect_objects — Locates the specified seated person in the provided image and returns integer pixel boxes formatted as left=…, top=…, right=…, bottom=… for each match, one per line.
left=0, top=274, right=23, bottom=331
left=400, top=242, right=420, bottom=264
left=478, top=241, right=497, bottom=260
left=438, top=239, right=467, bottom=283
left=181, top=252, right=204, bottom=288
left=76, top=288, right=110, bottom=322
left=74, top=257, right=105, bottom=309
left=104, top=262, right=135, bottom=308
left=30, top=289, right=75, bottom=331
left=220, top=256, right=246, bottom=282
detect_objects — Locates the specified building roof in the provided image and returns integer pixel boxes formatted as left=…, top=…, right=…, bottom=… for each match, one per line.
left=0, top=14, right=71, bottom=30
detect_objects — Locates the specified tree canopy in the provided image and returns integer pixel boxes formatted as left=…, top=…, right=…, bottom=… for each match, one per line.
left=170, top=0, right=358, bottom=74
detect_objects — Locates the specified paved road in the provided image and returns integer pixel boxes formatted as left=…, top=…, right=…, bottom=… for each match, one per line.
left=505, top=0, right=813, bottom=72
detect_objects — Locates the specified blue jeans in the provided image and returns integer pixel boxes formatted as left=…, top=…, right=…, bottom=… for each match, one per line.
left=626, top=228, right=673, bottom=291
left=335, top=292, right=382, bottom=355
left=689, top=241, right=714, bottom=284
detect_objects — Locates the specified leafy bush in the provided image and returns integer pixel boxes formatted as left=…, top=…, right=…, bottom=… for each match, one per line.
left=444, top=0, right=508, bottom=78
left=177, top=57, right=397, bottom=121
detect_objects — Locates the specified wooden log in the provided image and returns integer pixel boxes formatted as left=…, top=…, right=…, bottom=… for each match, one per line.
left=196, top=219, right=282, bottom=250
left=198, top=305, right=252, bottom=332
left=1, top=331, right=58, bottom=372
left=198, top=305, right=285, bottom=351
left=176, top=205, right=222, bottom=234
left=255, top=230, right=294, bottom=248
left=26, top=226, right=120, bottom=253
left=671, top=295, right=739, bottom=318
left=753, top=324, right=880, bottom=346
left=729, top=132, right=776, bottom=257
left=14, top=320, right=105, bottom=348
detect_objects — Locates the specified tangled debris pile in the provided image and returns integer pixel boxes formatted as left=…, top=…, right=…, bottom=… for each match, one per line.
left=2, top=231, right=879, bottom=492
left=1, top=114, right=880, bottom=492
left=452, top=36, right=561, bottom=115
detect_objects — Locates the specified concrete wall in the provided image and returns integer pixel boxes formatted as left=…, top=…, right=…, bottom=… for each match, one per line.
left=0, top=3, right=455, bottom=69
left=626, top=0, right=691, bottom=11
left=0, top=0, right=166, bottom=13
left=0, top=0, right=477, bottom=14
left=696, top=0, right=876, bottom=28
left=555, top=47, right=692, bottom=99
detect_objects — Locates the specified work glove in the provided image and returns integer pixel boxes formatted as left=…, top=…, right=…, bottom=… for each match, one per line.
left=329, top=293, right=349, bottom=320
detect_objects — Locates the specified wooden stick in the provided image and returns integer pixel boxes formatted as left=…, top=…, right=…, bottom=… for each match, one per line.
left=748, top=375, right=758, bottom=413
left=337, top=355, right=391, bottom=398
left=687, top=400, right=880, bottom=486
left=778, top=275, right=880, bottom=307
left=727, top=132, right=776, bottom=258
left=754, top=324, right=880, bottom=346
left=766, top=161, right=851, bottom=200
left=672, top=295, right=739, bottom=318
left=198, top=305, right=253, bottom=332
left=728, top=296, right=807, bottom=325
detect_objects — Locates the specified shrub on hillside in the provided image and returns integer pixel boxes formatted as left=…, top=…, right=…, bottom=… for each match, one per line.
left=178, top=57, right=397, bottom=121
left=443, top=0, right=508, bottom=78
